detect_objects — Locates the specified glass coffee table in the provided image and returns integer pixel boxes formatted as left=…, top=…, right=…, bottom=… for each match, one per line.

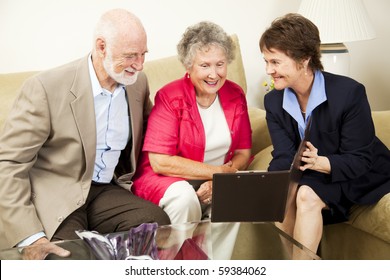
left=0, top=221, right=320, bottom=260
left=231, top=222, right=320, bottom=260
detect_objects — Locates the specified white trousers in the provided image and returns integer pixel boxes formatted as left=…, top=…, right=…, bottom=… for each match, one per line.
left=159, top=180, right=240, bottom=260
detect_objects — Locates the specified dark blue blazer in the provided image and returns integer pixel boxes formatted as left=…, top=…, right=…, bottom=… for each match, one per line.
left=264, top=72, right=390, bottom=206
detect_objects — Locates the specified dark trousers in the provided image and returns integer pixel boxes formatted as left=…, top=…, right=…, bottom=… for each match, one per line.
left=51, top=182, right=170, bottom=241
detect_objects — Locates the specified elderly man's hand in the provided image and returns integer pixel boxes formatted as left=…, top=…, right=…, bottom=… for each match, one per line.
left=21, top=237, right=71, bottom=260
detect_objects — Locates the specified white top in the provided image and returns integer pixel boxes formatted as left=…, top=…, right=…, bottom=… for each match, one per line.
left=197, top=95, right=231, bottom=165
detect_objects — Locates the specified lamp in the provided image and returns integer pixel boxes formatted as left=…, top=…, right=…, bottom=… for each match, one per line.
left=298, top=0, right=375, bottom=76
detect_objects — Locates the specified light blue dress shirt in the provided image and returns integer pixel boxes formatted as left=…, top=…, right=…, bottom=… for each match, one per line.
left=283, top=70, right=327, bottom=139
left=88, top=56, right=131, bottom=183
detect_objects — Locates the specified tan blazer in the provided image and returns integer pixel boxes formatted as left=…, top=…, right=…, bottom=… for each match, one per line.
left=0, top=56, right=153, bottom=249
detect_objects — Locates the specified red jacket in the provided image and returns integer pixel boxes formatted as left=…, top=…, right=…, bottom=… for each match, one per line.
left=132, top=74, right=252, bottom=204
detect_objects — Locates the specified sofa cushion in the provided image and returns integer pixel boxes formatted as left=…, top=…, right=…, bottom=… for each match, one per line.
left=0, top=71, right=38, bottom=129
left=143, top=55, right=185, bottom=103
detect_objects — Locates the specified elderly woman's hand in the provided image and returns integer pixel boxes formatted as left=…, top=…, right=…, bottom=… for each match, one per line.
left=196, top=180, right=213, bottom=204
left=220, top=160, right=238, bottom=173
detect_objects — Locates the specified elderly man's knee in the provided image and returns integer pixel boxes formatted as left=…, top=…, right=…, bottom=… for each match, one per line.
left=149, top=206, right=171, bottom=225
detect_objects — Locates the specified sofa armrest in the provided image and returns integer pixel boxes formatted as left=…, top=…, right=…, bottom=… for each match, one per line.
left=348, top=193, right=390, bottom=244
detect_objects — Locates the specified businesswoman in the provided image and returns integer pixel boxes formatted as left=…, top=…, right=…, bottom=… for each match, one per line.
left=259, top=13, right=390, bottom=259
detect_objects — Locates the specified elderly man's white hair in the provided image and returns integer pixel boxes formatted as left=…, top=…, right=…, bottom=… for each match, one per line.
left=92, top=9, right=145, bottom=51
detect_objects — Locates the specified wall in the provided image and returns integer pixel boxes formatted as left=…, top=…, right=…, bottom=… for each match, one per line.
left=0, top=0, right=388, bottom=110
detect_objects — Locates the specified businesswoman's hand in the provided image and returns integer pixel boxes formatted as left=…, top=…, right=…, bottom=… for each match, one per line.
left=300, top=141, right=331, bottom=174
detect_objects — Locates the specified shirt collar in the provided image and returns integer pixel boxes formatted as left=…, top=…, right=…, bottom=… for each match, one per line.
left=88, top=54, right=103, bottom=98
left=283, top=70, right=327, bottom=137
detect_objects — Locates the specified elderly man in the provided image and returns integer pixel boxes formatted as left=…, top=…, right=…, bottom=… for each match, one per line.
left=0, top=9, right=170, bottom=259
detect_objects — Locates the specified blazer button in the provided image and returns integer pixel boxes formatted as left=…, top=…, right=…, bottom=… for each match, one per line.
left=57, top=216, right=64, bottom=223
left=77, top=200, right=83, bottom=206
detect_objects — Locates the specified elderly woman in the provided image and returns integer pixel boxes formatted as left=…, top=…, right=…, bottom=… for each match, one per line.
left=132, top=21, right=252, bottom=259
left=260, top=13, right=390, bottom=259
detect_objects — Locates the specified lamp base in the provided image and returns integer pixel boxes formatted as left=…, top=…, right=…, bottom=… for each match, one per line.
left=320, top=43, right=350, bottom=76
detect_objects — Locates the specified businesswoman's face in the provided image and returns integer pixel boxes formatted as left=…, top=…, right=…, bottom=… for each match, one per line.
left=262, top=47, right=309, bottom=92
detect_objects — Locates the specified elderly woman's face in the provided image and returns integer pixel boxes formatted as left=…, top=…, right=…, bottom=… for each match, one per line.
left=187, top=45, right=228, bottom=96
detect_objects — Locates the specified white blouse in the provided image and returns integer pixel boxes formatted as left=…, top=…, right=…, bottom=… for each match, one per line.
left=197, top=95, right=231, bottom=165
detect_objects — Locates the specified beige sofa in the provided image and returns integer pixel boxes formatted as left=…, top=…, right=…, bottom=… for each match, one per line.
left=1, top=35, right=389, bottom=259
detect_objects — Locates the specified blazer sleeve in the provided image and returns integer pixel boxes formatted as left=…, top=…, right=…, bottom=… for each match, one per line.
left=264, top=92, right=297, bottom=171
left=0, top=76, right=49, bottom=245
left=327, top=82, right=376, bottom=182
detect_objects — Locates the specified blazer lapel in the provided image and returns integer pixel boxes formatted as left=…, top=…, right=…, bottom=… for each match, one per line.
left=69, top=56, right=97, bottom=182
left=126, top=83, right=143, bottom=169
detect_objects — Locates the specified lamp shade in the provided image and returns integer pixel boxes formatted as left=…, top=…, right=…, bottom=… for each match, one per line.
left=298, top=0, right=376, bottom=44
